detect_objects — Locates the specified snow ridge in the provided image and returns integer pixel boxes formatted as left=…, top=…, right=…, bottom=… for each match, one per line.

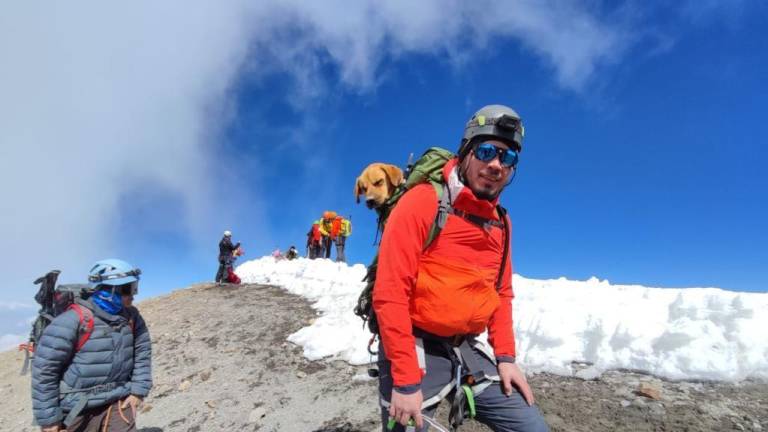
left=237, top=257, right=768, bottom=381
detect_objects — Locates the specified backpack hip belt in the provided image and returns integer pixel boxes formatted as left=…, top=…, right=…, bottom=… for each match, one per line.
left=60, top=381, right=128, bottom=427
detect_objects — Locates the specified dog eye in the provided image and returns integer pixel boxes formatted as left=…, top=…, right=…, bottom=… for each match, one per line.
left=373, top=180, right=384, bottom=186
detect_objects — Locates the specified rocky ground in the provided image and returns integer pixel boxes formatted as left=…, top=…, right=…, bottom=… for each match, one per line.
left=1, top=283, right=765, bottom=431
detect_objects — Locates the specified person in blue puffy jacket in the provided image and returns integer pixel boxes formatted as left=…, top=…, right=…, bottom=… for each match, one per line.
left=32, top=259, right=152, bottom=432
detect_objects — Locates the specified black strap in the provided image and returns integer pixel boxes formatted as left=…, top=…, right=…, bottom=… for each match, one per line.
left=423, top=183, right=451, bottom=251
left=495, top=206, right=510, bottom=290
left=447, top=207, right=504, bottom=230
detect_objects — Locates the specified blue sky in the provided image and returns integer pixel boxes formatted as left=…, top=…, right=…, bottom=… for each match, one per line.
left=1, top=1, right=766, bottom=341
left=213, top=2, right=767, bottom=293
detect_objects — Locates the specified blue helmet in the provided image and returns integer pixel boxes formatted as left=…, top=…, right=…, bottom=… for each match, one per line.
left=88, top=259, right=141, bottom=294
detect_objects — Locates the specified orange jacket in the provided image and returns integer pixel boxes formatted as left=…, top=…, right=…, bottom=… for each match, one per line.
left=331, top=217, right=343, bottom=239
left=372, top=158, right=515, bottom=387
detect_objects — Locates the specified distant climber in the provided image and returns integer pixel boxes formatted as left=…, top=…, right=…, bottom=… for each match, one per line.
left=215, top=230, right=241, bottom=283
left=226, top=246, right=244, bottom=284
left=333, top=215, right=352, bottom=262
left=306, top=222, right=324, bottom=259
left=286, top=246, right=299, bottom=260
left=317, top=211, right=336, bottom=259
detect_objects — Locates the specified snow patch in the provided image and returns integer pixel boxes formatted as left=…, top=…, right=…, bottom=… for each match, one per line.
left=237, top=256, right=768, bottom=381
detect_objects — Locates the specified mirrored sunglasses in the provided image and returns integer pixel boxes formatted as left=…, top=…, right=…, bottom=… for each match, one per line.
left=473, top=142, right=519, bottom=168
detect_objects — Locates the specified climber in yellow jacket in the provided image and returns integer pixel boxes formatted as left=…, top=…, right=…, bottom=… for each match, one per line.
left=317, top=211, right=336, bottom=259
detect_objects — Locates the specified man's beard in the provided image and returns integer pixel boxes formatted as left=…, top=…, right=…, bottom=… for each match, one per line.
left=459, top=160, right=505, bottom=201
left=471, top=184, right=502, bottom=201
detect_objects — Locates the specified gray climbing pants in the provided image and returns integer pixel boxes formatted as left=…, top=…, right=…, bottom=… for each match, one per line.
left=335, top=236, right=347, bottom=262
left=377, top=335, right=548, bottom=432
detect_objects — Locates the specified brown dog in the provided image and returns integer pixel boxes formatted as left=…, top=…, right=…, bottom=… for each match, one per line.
left=354, top=163, right=404, bottom=209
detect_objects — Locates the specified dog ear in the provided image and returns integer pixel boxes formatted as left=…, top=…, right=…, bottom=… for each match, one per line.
left=354, top=177, right=363, bottom=204
left=381, top=164, right=404, bottom=187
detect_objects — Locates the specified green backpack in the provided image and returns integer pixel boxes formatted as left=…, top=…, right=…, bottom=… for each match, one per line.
left=353, top=147, right=510, bottom=341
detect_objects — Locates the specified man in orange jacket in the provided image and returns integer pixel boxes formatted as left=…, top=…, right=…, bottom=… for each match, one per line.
left=373, top=105, right=548, bottom=431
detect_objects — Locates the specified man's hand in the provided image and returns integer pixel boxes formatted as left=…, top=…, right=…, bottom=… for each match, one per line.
left=120, top=395, right=143, bottom=418
left=40, top=424, right=61, bottom=432
left=389, top=389, right=423, bottom=429
left=498, top=362, right=535, bottom=406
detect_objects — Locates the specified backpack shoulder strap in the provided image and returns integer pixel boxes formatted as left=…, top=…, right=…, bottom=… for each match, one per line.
left=495, top=205, right=510, bottom=290
left=423, top=182, right=449, bottom=251
left=68, top=304, right=95, bottom=351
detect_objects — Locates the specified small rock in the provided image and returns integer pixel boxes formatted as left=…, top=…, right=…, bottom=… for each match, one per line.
left=248, top=406, right=267, bottom=423
left=296, top=371, right=307, bottom=379
left=637, top=382, right=662, bottom=400
left=649, top=402, right=666, bottom=417
left=178, top=379, right=192, bottom=392
left=205, top=400, right=217, bottom=409
left=200, top=370, right=212, bottom=382
left=620, top=400, right=631, bottom=408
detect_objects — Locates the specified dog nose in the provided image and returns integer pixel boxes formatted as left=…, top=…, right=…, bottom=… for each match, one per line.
left=366, top=198, right=377, bottom=209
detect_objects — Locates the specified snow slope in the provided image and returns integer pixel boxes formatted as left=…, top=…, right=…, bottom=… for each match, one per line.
left=237, top=256, right=768, bottom=381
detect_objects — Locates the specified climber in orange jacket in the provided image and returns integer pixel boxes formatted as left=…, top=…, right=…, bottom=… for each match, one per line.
left=306, top=222, right=324, bottom=259
left=331, top=215, right=351, bottom=262
left=373, top=105, right=548, bottom=431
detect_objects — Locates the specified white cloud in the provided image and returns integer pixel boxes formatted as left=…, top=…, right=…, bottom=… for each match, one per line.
left=250, top=0, right=630, bottom=95
left=0, top=302, right=36, bottom=311
left=1, top=1, right=261, bottom=304
left=0, top=1, right=632, bottom=315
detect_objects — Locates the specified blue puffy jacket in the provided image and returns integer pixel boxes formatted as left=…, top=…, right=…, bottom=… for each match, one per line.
left=31, top=297, right=152, bottom=427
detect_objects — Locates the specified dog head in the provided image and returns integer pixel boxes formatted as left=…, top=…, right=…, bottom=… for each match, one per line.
left=354, top=163, right=404, bottom=209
